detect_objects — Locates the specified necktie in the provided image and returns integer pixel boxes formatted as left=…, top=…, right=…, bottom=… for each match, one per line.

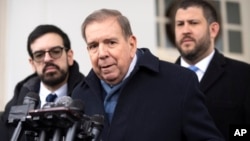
left=46, top=93, right=58, bottom=102
left=188, top=66, right=199, bottom=72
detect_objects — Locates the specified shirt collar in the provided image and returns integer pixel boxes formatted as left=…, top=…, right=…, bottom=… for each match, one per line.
left=181, top=50, right=215, bottom=73
left=39, top=82, right=68, bottom=106
left=124, top=54, right=137, bottom=80
left=101, top=54, right=137, bottom=88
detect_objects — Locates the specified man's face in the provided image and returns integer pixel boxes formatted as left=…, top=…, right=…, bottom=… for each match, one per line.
left=29, top=33, right=74, bottom=87
left=85, top=18, right=137, bottom=85
left=175, top=7, right=214, bottom=62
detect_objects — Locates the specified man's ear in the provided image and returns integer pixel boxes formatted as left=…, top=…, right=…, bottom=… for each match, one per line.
left=210, top=22, right=220, bottom=39
left=128, top=35, right=137, bottom=58
left=29, top=58, right=36, bottom=72
left=67, top=49, right=74, bottom=66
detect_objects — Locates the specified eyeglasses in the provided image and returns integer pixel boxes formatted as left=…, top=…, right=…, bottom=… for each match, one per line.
left=32, top=46, right=67, bottom=62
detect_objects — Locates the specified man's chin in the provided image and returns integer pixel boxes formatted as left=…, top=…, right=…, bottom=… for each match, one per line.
left=42, top=78, right=62, bottom=86
left=181, top=46, right=195, bottom=54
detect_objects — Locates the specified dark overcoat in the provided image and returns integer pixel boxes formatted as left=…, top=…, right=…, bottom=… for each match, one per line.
left=72, top=48, right=224, bottom=141
left=176, top=49, right=250, bottom=141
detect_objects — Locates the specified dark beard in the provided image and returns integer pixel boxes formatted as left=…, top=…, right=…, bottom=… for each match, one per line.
left=183, top=50, right=199, bottom=61
left=41, top=70, right=68, bottom=86
left=178, top=30, right=211, bottom=62
left=40, top=62, right=69, bottom=86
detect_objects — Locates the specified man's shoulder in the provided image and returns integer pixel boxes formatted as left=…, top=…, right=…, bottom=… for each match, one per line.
left=214, top=50, right=250, bottom=69
left=16, top=73, right=39, bottom=89
left=225, top=56, right=250, bottom=69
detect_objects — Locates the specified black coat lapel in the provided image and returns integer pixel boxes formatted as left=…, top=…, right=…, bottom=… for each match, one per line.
left=175, top=49, right=226, bottom=94
left=200, top=50, right=225, bottom=93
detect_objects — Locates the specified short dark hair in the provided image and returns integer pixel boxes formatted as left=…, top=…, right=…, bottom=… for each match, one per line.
left=176, top=0, right=220, bottom=24
left=81, top=8, right=133, bottom=41
left=166, top=0, right=221, bottom=45
left=27, top=24, right=71, bottom=58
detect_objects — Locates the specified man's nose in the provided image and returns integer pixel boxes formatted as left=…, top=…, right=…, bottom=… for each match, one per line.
left=43, top=52, right=53, bottom=62
left=98, top=44, right=109, bottom=59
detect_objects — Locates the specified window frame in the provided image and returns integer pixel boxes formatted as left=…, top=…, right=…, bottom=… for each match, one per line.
left=155, top=0, right=250, bottom=63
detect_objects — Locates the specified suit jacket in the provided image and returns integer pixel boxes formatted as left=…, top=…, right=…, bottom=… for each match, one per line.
left=176, top=49, right=250, bottom=141
left=0, top=61, right=84, bottom=141
left=72, top=48, right=224, bottom=141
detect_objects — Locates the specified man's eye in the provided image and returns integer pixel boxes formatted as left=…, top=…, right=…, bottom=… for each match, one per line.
left=51, top=49, right=61, bottom=54
left=176, top=22, right=184, bottom=26
left=34, top=52, right=44, bottom=57
left=88, top=44, right=98, bottom=49
left=109, top=41, right=116, bottom=45
left=191, top=22, right=198, bottom=25
left=34, top=52, right=44, bottom=58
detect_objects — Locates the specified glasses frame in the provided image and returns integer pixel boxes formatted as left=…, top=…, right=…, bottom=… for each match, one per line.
left=32, top=46, right=68, bottom=63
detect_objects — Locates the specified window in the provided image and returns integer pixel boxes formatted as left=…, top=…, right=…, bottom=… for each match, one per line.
left=155, top=0, right=250, bottom=63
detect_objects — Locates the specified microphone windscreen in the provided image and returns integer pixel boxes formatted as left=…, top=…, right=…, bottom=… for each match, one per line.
left=23, top=92, right=40, bottom=105
left=42, top=102, right=56, bottom=109
left=55, top=96, right=73, bottom=107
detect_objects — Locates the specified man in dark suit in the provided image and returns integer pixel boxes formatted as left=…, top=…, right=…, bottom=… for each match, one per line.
left=71, top=8, right=224, bottom=141
left=0, top=24, right=84, bottom=140
left=171, top=0, right=250, bottom=140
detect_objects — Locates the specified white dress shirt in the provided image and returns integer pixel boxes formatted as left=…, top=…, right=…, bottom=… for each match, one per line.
left=181, top=50, right=215, bottom=82
left=39, top=82, right=68, bottom=107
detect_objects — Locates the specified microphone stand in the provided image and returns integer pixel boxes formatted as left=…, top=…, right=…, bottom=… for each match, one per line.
left=65, top=122, right=78, bottom=141
left=52, top=128, right=61, bottom=141
left=11, top=121, right=23, bottom=141
left=38, top=130, right=46, bottom=141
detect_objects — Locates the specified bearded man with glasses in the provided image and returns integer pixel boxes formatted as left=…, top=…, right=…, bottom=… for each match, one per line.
left=0, top=24, right=85, bottom=140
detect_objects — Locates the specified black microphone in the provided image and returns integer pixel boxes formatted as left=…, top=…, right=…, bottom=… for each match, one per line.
left=8, top=92, right=40, bottom=123
left=64, top=99, right=85, bottom=141
left=52, top=96, right=75, bottom=141
left=67, top=99, right=85, bottom=113
left=27, top=96, right=104, bottom=141
left=23, top=91, right=40, bottom=110
left=28, top=96, right=84, bottom=127
left=10, top=92, right=39, bottom=141
left=90, top=115, right=104, bottom=141
left=27, top=96, right=85, bottom=140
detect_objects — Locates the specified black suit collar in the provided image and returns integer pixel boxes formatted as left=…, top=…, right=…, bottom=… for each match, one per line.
left=175, top=49, right=226, bottom=93
left=84, top=48, right=160, bottom=99
left=200, top=49, right=226, bottom=92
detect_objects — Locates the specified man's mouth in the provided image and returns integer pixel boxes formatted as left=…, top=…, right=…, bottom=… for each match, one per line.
left=100, top=64, right=113, bottom=72
left=44, top=65, right=58, bottom=73
left=181, top=37, right=194, bottom=43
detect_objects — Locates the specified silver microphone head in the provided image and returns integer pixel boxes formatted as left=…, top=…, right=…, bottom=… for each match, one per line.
left=42, top=102, right=56, bottom=109
left=55, top=96, right=73, bottom=107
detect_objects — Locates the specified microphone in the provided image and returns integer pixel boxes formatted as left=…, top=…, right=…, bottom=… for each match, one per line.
left=90, top=115, right=104, bottom=141
left=26, top=96, right=104, bottom=141
left=67, top=99, right=85, bottom=113
left=41, top=95, right=73, bottom=109
left=55, top=96, right=73, bottom=107
left=28, top=96, right=85, bottom=129
left=8, top=92, right=40, bottom=123
left=64, top=99, right=85, bottom=141
left=23, top=91, right=40, bottom=110
left=28, top=96, right=85, bottom=141
left=10, top=92, right=39, bottom=141
left=53, top=96, right=80, bottom=141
